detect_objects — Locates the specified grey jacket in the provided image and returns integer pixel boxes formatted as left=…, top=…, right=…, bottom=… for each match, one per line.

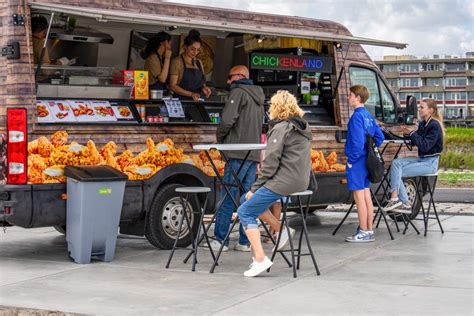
left=251, top=117, right=312, bottom=196
left=216, top=83, right=264, bottom=161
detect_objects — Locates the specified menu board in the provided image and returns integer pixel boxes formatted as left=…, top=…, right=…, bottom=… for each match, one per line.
left=110, top=102, right=135, bottom=121
left=89, top=100, right=117, bottom=122
left=35, top=100, right=55, bottom=123
left=46, top=100, right=77, bottom=122
left=164, top=98, right=185, bottom=118
left=68, top=100, right=97, bottom=122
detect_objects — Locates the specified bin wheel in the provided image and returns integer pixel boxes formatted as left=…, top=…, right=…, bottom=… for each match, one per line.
left=53, top=225, right=66, bottom=235
left=389, top=178, right=421, bottom=221
left=145, top=183, right=199, bottom=249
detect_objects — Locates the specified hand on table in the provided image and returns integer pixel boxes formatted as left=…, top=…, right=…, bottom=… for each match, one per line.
left=401, top=125, right=415, bottom=134
left=191, top=93, right=201, bottom=102
left=202, top=87, right=212, bottom=98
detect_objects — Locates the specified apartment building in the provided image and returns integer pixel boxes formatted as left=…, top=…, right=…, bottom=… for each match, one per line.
left=375, top=53, right=474, bottom=127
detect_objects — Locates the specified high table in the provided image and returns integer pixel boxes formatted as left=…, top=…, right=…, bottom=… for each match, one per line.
left=192, top=143, right=268, bottom=273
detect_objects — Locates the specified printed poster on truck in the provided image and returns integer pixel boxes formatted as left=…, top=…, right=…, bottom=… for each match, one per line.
left=89, top=100, right=117, bottom=122
left=68, top=100, right=98, bottom=122
left=46, top=100, right=77, bottom=122
left=110, top=102, right=135, bottom=121
left=35, top=100, right=55, bottom=123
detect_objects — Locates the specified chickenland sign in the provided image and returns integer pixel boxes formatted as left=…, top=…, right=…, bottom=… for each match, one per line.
left=250, top=53, right=333, bottom=73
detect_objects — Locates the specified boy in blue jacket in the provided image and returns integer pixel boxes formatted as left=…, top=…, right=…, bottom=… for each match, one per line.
left=345, top=85, right=384, bottom=242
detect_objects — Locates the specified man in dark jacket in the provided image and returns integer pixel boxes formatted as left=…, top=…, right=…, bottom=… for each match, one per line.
left=212, top=65, right=265, bottom=252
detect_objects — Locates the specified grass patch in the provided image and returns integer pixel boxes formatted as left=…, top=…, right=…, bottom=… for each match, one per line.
left=438, top=172, right=474, bottom=185
left=440, top=151, right=474, bottom=169
left=445, top=127, right=474, bottom=145
left=439, top=128, right=474, bottom=170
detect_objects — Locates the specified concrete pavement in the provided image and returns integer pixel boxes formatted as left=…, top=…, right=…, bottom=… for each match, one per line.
left=0, top=207, right=473, bottom=315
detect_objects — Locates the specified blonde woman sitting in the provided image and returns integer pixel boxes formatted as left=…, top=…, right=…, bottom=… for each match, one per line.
left=237, top=90, right=312, bottom=277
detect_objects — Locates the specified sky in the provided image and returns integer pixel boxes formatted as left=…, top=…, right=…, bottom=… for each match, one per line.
left=167, top=0, right=474, bottom=60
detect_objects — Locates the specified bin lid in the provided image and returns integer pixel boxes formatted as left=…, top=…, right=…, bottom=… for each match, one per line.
left=64, top=165, right=128, bottom=182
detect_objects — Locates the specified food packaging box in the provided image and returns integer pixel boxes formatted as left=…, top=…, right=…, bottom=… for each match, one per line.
left=123, top=70, right=135, bottom=98
left=68, top=100, right=97, bottom=122
left=36, top=100, right=55, bottom=123
left=47, top=100, right=77, bottom=122
left=90, top=100, right=117, bottom=122
left=134, top=70, right=149, bottom=100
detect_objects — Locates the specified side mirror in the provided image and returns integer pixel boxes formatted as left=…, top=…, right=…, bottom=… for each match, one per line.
left=405, top=96, right=417, bottom=125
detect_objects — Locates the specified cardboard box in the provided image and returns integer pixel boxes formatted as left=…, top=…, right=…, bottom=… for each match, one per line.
left=134, top=70, right=149, bottom=100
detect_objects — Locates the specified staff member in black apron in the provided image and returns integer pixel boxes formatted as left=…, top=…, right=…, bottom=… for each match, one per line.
left=169, top=29, right=212, bottom=101
left=141, top=31, right=172, bottom=91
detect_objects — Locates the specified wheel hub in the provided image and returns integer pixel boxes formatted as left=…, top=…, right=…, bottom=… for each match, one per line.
left=161, top=197, right=194, bottom=239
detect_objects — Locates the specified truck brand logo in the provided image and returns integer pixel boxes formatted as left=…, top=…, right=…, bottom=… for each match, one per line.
left=250, top=53, right=333, bottom=73
left=98, top=188, right=112, bottom=195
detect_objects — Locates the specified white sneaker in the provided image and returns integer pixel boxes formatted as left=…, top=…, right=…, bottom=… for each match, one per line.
left=244, top=256, right=273, bottom=277
left=272, top=226, right=296, bottom=252
left=209, top=240, right=228, bottom=252
left=234, top=243, right=251, bottom=252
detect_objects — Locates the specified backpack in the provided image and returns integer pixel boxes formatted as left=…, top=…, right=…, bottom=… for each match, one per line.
left=364, top=116, right=384, bottom=183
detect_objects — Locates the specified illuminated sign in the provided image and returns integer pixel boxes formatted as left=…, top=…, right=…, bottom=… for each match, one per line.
left=250, top=53, right=333, bottom=73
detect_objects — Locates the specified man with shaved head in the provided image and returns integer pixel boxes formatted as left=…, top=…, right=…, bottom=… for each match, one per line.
left=212, top=65, right=265, bottom=252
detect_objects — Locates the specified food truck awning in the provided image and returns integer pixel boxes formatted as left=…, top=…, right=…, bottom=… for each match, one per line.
left=30, top=2, right=407, bottom=49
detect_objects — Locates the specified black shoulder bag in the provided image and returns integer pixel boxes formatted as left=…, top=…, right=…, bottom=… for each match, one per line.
left=365, top=123, right=384, bottom=183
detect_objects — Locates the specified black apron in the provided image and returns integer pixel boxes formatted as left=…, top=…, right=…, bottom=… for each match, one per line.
left=176, top=55, right=206, bottom=100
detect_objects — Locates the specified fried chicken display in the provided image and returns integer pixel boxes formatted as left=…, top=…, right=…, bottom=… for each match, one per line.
left=311, top=149, right=346, bottom=173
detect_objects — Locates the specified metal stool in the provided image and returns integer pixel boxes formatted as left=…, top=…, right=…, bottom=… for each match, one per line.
left=411, top=173, right=444, bottom=236
left=165, top=186, right=215, bottom=271
left=270, top=190, right=320, bottom=278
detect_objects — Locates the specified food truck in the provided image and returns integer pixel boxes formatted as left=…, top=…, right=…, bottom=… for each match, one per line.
left=0, top=1, right=418, bottom=249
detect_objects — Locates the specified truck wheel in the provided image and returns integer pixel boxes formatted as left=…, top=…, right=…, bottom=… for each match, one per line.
left=389, top=178, right=421, bottom=221
left=145, top=183, right=199, bottom=249
left=404, top=178, right=422, bottom=220
left=53, top=225, right=66, bottom=235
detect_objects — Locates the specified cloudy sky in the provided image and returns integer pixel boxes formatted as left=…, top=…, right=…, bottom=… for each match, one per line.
left=168, top=0, right=473, bottom=60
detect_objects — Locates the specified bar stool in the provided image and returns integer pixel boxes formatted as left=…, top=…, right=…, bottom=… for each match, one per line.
left=270, top=190, right=320, bottom=278
left=165, top=186, right=216, bottom=271
left=409, top=173, right=444, bottom=236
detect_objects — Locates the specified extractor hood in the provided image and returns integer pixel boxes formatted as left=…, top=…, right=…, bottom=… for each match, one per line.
left=49, top=28, right=114, bottom=44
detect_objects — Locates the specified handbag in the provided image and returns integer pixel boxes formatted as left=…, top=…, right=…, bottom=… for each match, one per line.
left=365, top=121, right=384, bottom=183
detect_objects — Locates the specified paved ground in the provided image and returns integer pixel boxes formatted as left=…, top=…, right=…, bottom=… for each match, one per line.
left=0, top=204, right=473, bottom=316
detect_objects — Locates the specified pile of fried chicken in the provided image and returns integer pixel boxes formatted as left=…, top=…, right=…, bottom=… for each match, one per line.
left=311, top=149, right=346, bottom=173
left=190, top=149, right=226, bottom=177
left=27, top=131, right=192, bottom=183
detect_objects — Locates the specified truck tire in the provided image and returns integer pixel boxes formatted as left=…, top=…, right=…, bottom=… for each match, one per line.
left=389, top=178, right=421, bottom=221
left=145, top=183, right=199, bottom=249
left=53, top=225, right=66, bottom=235
left=404, top=178, right=422, bottom=219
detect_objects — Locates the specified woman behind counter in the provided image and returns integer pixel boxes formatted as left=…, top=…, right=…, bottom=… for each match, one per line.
left=141, top=31, right=172, bottom=90
left=169, top=29, right=212, bottom=101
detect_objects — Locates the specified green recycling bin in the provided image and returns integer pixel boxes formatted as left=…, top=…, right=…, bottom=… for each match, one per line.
left=64, top=165, right=127, bottom=264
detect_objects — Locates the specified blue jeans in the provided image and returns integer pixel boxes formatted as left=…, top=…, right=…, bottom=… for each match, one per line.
left=389, top=156, right=439, bottom=204
left=238, top=186, right=283, bottom=230
left=214, top=159, right=257, bottom=246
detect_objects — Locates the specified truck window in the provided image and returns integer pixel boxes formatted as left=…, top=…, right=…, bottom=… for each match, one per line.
left=348, top=67, right=382, bottom=120
left=379, top=79, right=396, bottom=123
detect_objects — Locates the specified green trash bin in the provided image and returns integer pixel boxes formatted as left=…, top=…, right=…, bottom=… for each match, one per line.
left=64, top=165, right=127, bottom=264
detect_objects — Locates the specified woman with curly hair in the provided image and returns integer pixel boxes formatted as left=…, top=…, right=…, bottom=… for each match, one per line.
left=237, top=90, right=312, bottom=277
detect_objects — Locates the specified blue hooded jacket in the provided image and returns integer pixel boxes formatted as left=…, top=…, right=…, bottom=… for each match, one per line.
left=345, top=107, right=384, bottom=164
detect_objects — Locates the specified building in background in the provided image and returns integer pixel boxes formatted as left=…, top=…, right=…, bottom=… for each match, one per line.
left=375, top=53, right=474, bottom=127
